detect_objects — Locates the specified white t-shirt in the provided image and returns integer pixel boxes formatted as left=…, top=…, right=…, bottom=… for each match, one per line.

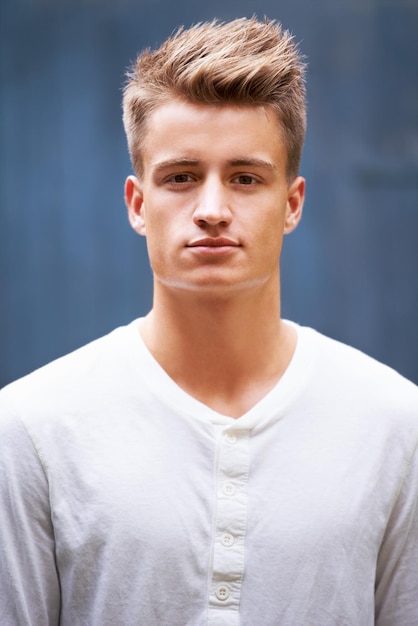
left=0, top=320, right=417, bottom=626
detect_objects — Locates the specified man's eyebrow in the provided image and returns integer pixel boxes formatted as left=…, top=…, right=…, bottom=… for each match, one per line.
left=229, top=158, right=277, bottom=171
left=152, top=158, right=199, bottom=172
left=152, top=157, right=277, bottom=172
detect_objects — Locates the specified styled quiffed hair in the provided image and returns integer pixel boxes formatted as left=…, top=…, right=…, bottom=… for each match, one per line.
left=123, top=17, right=306, bottom=182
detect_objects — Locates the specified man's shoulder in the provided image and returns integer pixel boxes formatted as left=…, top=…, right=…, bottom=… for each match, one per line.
left=316, top=327, right=415, bottom=382
left=0, top=321, right=137, bottom=422
left=298, top=324, right=418, bottom=414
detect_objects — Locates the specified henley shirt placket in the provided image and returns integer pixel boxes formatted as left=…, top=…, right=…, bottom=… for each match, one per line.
left=208, top=426, right=250, bottom=626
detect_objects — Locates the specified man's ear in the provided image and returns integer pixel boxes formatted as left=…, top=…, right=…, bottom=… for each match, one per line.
left=125, top=175, right=146, bottom=236
left=284, top=176, right=305, bottom=234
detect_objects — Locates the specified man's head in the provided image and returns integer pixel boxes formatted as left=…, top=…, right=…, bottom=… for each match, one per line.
left=123, top=17, right=306, bottom=184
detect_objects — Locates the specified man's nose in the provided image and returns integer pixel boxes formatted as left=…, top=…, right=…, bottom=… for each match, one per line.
left=192, top=180, right=232, bottom=227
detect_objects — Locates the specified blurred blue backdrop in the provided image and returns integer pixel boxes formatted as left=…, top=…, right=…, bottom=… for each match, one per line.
left=1, top=0, right=417, bottom=386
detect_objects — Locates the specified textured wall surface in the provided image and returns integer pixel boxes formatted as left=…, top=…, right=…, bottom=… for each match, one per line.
left=1, top=0, right=417, bottom=386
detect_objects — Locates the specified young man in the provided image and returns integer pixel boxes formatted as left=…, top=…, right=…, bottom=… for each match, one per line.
left=1, top=17, right=417, bottom=626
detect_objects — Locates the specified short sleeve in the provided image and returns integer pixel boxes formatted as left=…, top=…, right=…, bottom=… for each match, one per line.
left=0, top=391, right=61, bottom=625
left=375, top=443, right=418, bottom=625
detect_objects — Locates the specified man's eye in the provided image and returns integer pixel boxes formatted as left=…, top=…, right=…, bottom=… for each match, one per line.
left=234, top=175, right=256, bottom=185
left=168, top=173, right=193, bottom=183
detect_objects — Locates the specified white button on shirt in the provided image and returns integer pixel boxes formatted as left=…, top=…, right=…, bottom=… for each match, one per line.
left=224, top=432, right=237, bottom=444
left=221, top=533, right=235, bottom=547
left=222, top=482, right=236, bottom=496
left=215, top=585, right=231, bottom=601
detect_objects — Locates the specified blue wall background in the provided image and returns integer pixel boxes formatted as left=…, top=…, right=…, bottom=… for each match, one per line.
left=1, top=0, right=417, bottom=387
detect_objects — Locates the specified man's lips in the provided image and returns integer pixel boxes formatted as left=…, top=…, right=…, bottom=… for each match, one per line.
left=187, top=237, right=240, bottom=247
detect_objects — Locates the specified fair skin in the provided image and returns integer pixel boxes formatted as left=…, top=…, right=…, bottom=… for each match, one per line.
left=125, top=100, right=305, bottom=418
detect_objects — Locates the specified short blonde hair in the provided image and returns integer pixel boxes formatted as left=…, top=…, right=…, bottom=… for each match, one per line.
left=123, top=17, right=306, bottom=182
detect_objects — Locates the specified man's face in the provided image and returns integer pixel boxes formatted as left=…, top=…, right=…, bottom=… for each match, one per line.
left=125, top=100, right=304, bottom=297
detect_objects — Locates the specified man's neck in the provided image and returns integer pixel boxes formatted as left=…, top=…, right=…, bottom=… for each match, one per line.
left=137, top=284, right=296, bottom=418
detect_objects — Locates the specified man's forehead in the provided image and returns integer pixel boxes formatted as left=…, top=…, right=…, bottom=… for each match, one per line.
left=137, top=99, right=288, bottom=182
